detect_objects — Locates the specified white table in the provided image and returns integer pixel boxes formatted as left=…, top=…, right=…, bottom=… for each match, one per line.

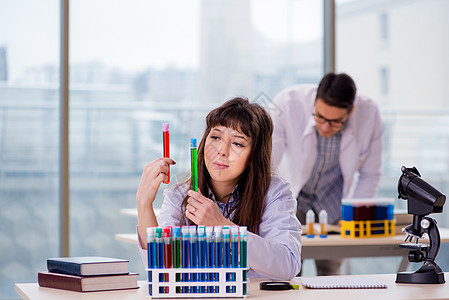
left=16, top=274, right=449, bottom=300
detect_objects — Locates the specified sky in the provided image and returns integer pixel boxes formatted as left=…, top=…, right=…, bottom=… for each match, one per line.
left=0, top=0, right=323, bottom=82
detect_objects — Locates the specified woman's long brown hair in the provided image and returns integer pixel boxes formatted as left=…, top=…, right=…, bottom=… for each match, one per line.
left=181, top=97, right=273, bottom=234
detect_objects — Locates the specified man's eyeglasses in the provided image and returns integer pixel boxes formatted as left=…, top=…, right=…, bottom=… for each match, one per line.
left=312, top=112, right=349, bottom=128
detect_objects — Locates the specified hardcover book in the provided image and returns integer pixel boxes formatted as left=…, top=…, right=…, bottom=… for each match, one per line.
left=47, top=256, right=129, bottom=276
left=38, top=272, right=139, bottom=292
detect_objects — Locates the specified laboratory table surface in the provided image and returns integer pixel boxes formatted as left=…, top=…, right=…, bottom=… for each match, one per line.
left=15, top=273, right=449, bottom=300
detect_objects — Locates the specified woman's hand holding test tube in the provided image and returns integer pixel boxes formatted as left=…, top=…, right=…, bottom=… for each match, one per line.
left=137, top=157, right=176, bottom=207
left=136, top=157, right=176, bottom=248
left=185, top=189, right=234, bottom=227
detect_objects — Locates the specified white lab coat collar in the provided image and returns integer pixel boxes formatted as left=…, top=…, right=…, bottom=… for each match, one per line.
left=302, top=116, right=316, bottom=139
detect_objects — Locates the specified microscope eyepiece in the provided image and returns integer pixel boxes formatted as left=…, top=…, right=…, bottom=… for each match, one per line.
left=397, top=166, right=446, bottom=216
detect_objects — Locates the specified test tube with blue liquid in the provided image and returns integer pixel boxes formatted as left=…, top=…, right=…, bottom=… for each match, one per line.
left=198, top=226, right=206, bottom=293
left=189, top=226, right=198, bottom=293
left=214, top=226, right=222, bottom=293
left=223, top=227, right=231, bottom=293
left=205, top=226, right=214, bottom=293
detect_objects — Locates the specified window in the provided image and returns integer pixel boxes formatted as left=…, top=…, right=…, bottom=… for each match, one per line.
left=379, top=12, right=389, bottom=45
left=0, top=0, right=60, bottom=298
left=379, top=67, right=389, bottom=95
left=336, top=0, right=449, bottom=277
left=0, top=1, right=325, bottom=297
left=68, top=0, right=324, bottom=281
left=337, top=0, right=449, bottom=254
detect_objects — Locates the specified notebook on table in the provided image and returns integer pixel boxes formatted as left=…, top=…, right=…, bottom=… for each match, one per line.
left=300, top=276, right=387, bottom=289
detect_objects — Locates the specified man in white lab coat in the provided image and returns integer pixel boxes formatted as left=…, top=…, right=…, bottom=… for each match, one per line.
left=271, top=73, right=383, bottom=275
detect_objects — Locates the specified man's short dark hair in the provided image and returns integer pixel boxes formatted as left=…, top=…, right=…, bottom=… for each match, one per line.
left=316, top=73, right=356, bottom=110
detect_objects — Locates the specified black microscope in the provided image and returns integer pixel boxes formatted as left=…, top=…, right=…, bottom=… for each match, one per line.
left=396, top=166, right=446, bottom=284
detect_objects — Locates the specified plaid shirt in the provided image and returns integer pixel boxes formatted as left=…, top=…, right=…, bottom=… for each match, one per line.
left=207, top=186, right=239, bottom=219
left=297, top=129, right=344, bottom=225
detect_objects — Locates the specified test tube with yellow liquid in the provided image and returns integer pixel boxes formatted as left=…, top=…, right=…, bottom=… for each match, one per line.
left=319, top=209, right=328, bottom=238
left=306, top=209, right=315, bottom=238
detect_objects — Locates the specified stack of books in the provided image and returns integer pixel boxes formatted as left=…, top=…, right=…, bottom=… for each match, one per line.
left=38, top=256, right=139, bottom=292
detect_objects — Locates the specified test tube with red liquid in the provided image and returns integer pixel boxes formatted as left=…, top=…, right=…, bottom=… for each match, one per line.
left=163, top=123, right=170, bottom=184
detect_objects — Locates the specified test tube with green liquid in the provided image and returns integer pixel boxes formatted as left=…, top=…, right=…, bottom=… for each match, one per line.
left=190, top=138, right=198, bottom=192
left=172, top=226, right=181, bottom=293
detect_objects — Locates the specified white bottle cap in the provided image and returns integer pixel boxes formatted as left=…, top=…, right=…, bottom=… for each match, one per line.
left=146, top=227, right=155, bottom=239
left=239, top=226, right=247, bottom=236
left=181, top=226, right=189, bottom=236
left=231, top=226, right=239, bottom=236
left=206, top=226, right=213, bottom=236
left=189, top=226, right=197, bottom=237
left=306, top=209, right=315, bottom=223
left=319, top=209, right=328, bottom=224
left=214, top=226, right=222, bottom=238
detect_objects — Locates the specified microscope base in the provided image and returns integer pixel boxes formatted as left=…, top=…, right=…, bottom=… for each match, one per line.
left=396, top=263, right=445, bottom=284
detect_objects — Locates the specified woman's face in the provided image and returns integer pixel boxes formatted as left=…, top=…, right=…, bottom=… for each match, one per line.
left=204, top=125, right=252, bottom=187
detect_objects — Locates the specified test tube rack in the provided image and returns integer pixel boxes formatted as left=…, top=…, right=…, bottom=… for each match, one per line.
left=340, top=198, right=395, bottom=238
left=147, top=267, right=249, bottom=298
left=341, top=219, right=395, bottom=238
